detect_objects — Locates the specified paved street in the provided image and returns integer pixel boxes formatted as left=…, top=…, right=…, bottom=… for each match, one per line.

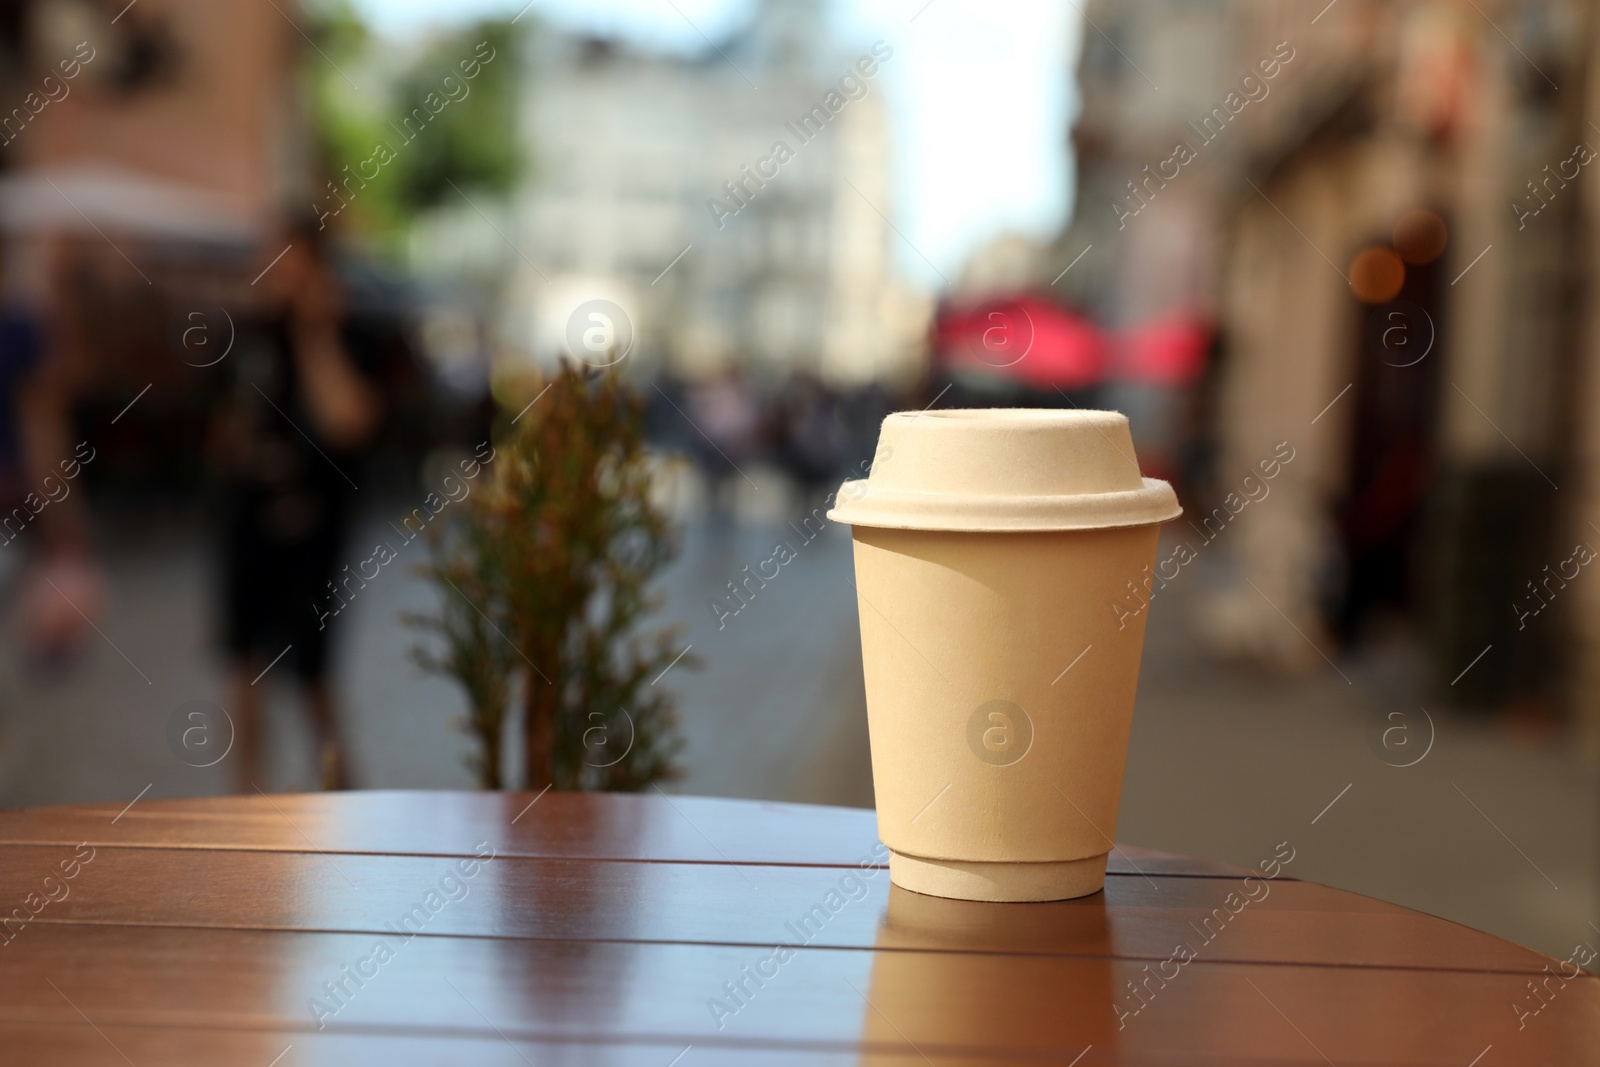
left=0, top=474, right=1591, bottom=961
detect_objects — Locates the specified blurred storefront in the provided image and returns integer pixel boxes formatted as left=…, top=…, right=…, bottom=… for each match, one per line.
left=0, top=0, right=296, bottom=284
left=3, top=0, right=297, bottom=215
left=0, top=1, right=443, bottom=503
left=0, top=0, right=301, bottom=512
left=1059, top=0, right=1600, bottom=754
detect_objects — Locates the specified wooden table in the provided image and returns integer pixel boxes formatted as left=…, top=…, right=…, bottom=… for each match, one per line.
left=0, top=790, right=1592, bottom=1064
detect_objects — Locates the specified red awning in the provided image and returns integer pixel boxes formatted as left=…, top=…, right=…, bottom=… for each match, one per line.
left=1119, top=314, right=1212, bottom=387
left=935, top=296, right=1109, bottom=391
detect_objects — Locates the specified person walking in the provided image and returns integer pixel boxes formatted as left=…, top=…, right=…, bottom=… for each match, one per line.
left=214, top=221, right=380, bottom=790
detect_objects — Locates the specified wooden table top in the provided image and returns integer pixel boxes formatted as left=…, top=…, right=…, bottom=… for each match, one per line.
left=0, top=789, right=1591, bottom=1065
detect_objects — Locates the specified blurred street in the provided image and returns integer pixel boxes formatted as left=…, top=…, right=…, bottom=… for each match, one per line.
left=0, top=469, right=1591, bottom=960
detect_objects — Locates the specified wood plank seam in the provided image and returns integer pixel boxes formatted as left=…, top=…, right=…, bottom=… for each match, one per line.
left=1, top=918, right=1577, bottom=978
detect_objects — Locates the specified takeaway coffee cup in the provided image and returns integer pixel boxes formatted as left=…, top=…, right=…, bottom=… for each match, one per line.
left=828, top=409, right=1180, bottom=902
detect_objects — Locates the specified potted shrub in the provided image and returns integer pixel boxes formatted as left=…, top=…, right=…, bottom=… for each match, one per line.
left=409, top=363, right=692, bottom=789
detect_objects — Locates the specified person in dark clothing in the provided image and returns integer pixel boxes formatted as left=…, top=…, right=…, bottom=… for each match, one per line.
left=4, top=236, right=104, bottom=667
left=216, top=223, right=380, bottom=790
left=0, top=308, right=42, bottom=484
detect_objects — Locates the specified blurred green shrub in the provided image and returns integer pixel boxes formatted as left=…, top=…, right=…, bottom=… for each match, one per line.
left=408, top=364, right=692, bottom=790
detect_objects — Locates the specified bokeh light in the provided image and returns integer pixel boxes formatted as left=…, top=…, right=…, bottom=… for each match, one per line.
left=1393, top=209, right=1449, bottom=265
left=1349, top=246, right=1407, bottom=303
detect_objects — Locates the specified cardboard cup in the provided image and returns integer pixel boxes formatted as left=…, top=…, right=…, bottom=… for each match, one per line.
left=829, top=409, right=1180, bottom=902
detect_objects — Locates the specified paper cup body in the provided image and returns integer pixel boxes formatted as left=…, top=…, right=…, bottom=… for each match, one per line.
left=830, top=409, right=1179, bottom=901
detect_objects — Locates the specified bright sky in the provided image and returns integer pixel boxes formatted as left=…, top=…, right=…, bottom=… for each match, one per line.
left=348, top=0, right=1080, bottom=292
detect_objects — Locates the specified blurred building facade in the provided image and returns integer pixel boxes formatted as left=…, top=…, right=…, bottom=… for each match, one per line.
left=0, top=0, right=299, bottom=507
left=0, top=0, right=294, bottom=257
left=1060, top=0, right=1600, bottom=751
left=497, top=0, right=926, bottom=386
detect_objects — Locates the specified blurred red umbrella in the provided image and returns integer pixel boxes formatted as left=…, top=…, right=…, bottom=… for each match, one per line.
left=935, top=295, right=1109, bottom=391
left=1119, top=313, right=1212, bottom=387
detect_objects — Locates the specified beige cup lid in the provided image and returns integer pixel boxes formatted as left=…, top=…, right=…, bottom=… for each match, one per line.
left=827, top=408, right=1182, bottom=532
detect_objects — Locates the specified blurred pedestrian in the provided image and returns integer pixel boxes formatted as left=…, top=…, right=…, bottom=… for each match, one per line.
left=213, top=219, right=380, bottom=790
left=686, top=368, right=760, bottom=523
left=3, top=234, right=104, bottom=670
left=774, top=370, right=844, bottom=499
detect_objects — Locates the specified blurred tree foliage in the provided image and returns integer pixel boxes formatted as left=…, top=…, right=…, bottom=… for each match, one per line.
left=302, top=1, right=520, bottom=243
left=408, top=365, right=693, bottom=790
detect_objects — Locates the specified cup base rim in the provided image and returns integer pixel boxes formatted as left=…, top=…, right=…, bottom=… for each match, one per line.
left=887, top=850, right=1107, bottom=902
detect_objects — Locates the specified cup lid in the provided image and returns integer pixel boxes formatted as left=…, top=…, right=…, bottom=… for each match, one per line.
left=827, top=408, right=1181, bottom=532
